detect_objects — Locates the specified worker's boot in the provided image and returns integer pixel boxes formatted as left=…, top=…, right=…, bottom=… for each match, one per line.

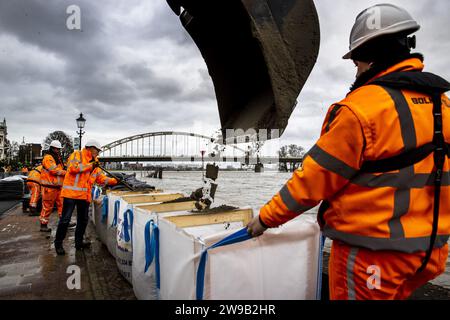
left=68, top=222, right=77, bottom=229
left=55, top=245, right=66, bottom=256
left=29, top=207, right=39, bottom=217
left=75, top=241, right=91, bottom=251
left=40, top=223, right=52, bottom=232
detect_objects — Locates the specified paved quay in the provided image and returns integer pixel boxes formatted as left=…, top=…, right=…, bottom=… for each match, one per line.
left=0, top=203, right=449, bottom=300
left=0, top=204, right=135, bottom=300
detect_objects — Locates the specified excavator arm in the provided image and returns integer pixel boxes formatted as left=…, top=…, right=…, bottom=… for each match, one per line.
left=167, top=0, right=320, bottom=141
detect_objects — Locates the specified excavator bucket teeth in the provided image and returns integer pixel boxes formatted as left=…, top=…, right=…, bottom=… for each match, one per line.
left=168, top=0, right=320, bottom=141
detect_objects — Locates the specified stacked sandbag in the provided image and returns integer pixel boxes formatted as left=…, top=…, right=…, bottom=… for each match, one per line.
left=90, top=186, right=102, bottom=226
left=109, top=173, right=155, bottom=191
left=0, top=176, right=25, bottom=200
left=90, top=190, right=323, bottom=301
left=158, top=214, right=321, bottom=300
left=93, top=195, right=109, bottom=245
left=116, top=203, right=134, bottom=283
left=114, top=193, right=186, bottom=284
left=131, top=207, right=159, bottom=300
left=106, top=193, right=124, bottom=259
left=131, top=199, right=197, bottom=300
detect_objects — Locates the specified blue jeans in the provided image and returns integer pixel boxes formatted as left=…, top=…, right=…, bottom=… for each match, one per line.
left=54, top=197, right=90, bottom=247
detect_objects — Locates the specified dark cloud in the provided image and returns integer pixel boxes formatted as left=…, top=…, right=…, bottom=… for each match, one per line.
left=0, top=0, right=107, bottom=61
left=0, top=0, right=448, bottom=152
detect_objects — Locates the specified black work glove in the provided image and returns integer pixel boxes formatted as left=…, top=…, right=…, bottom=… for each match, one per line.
left=90, top=159, right=100, bottom=169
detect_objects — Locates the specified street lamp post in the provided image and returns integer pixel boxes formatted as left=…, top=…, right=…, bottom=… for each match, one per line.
left=76, top=113, right=86, bottom=150
left=200, top=150, right=206, bottom=178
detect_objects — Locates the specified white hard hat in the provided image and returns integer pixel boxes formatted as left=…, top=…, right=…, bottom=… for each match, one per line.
left=49, top=140, right=62, bottom=149
left=343, top=4, right=420, bottom=59
left=85, top=139, right=102, bottom=151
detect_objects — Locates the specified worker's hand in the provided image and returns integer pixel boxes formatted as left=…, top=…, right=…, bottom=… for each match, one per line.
left=91, top=160, right=100, bottom=169
left=246, top=215, right=268, bottom=238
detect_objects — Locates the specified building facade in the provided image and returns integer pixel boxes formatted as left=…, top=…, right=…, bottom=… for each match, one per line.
left=19, top=143, right=42, bottom=165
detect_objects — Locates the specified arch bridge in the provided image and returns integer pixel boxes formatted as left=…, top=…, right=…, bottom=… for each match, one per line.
left=99, top=131, right=302, bottom=171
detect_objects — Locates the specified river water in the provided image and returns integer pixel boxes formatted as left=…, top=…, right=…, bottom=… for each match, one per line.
left=135, top=170, right=450, bottom=290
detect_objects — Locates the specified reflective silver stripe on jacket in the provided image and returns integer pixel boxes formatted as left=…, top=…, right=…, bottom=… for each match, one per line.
left=323, top=225, right=450, bottom=253
left=73, top=173, right=81, bottom=187
left=62, top=185, right=88, bottom=192
left=279, top=184, right=314, bottom=213
left=352, top=171, right=450, bottom=188
left=67, top=151, right=86, bottom=192
left=70, top=151, right=82, bottom=170
left=306, top=145, right=450, bottom=188
left=40, top=179, right=61, bottom=187
left=306, top=144, right=358, bottom=180
left=346, top=248, right=359, bottom=300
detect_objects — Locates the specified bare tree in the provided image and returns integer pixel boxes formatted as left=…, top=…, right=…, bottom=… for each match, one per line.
left=43, top=131, right=74, bottom=161
left=8, top=140, right=19, bottom=160
left=278, top=145, right=288, bottom=158
left=287, top=144, right=305, bottom=158
left=278, top=144, right=305, bottom=172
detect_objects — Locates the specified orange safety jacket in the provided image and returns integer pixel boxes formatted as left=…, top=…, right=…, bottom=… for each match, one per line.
left=86, top=168, right=117, bottom=203
left=27, top=165, right=42, bottom=185
left=62, top=148, right=116, bottom=201
left=40, top=154, right=66, bottom=188
left=260, top=57, right=450, bottom=259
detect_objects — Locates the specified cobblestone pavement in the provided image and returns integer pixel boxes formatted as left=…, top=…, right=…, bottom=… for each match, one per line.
left=0, top=205, right=135, bottom=300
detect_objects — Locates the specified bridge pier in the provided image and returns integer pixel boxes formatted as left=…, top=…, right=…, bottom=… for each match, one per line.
left=254, top=163, right=264, bottom=173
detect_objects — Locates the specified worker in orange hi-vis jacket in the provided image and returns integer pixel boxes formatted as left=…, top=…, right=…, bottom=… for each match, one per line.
left=247, top=4, right=450, bottom=300
left=54, top=140, right=117, bottom=255
left=39, top=140, right=66, bottom=232
left=26, top=164, right=43, bottom=216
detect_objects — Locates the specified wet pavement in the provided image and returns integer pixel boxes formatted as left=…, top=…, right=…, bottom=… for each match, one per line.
left=0, top=200, right=20, bottom=217
left=0, top=204, right=135, bottom=300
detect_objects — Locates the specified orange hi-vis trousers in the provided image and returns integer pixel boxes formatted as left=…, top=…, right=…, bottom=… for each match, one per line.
left=329, top=240, right=448, bottom=300
left=39, top=187, right=63, bottom=225
left=26, top=182, right=41, bottom=208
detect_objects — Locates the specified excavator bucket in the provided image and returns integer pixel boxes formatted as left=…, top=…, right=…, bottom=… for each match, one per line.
left=167, top=0, right=320, bottom=141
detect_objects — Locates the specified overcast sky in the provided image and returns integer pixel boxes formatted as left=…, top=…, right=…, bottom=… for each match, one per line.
left=0, top=0, right=449, bottom=153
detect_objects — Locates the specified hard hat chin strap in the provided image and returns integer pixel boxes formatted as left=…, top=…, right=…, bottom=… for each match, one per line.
left=407, top=35, right=416, bottom=49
